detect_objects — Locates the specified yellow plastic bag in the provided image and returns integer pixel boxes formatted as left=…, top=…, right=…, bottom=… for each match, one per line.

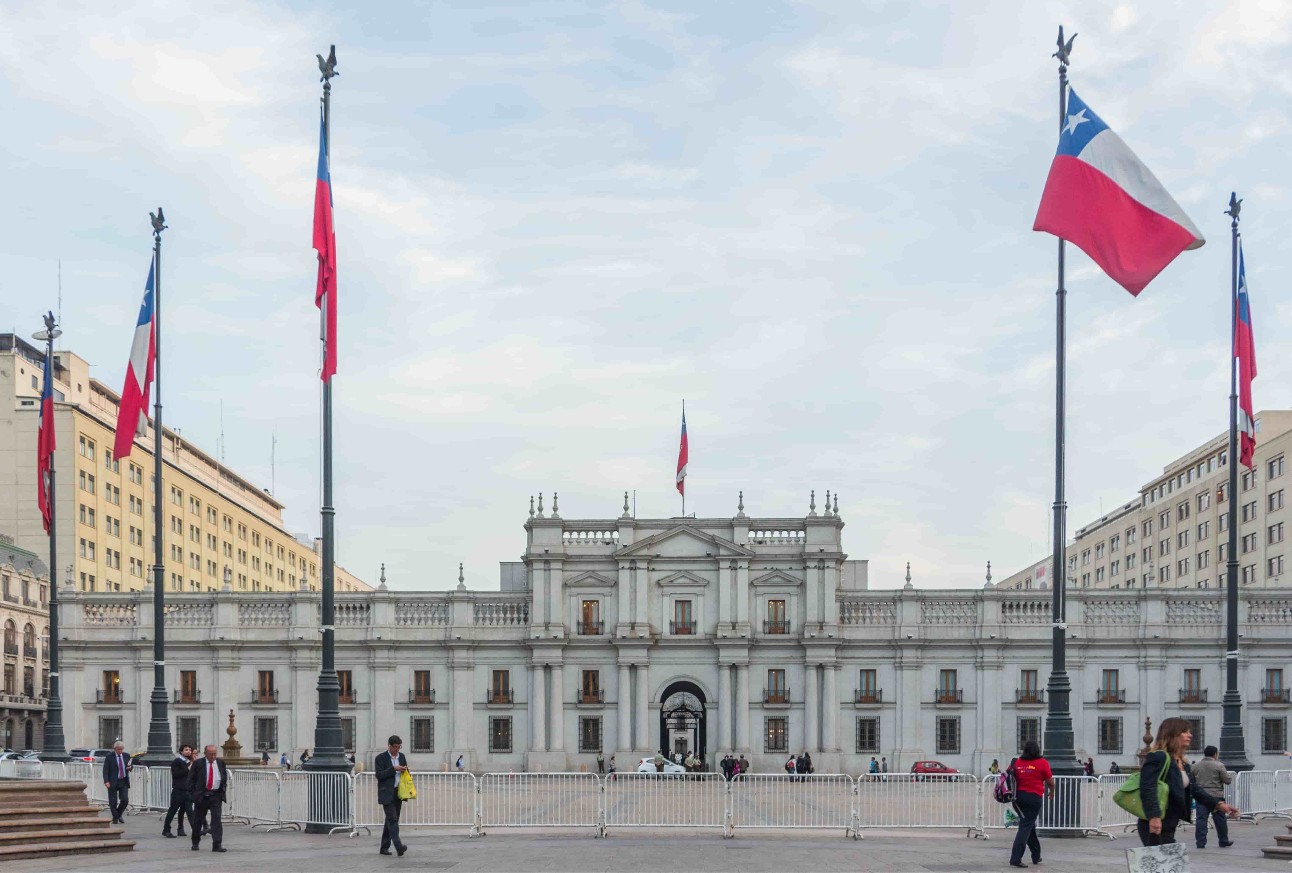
left=397, top=768, right=416, bottom=801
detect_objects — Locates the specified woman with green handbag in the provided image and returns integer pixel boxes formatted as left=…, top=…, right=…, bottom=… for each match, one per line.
left=1135, top=717, right=1239, bottom=846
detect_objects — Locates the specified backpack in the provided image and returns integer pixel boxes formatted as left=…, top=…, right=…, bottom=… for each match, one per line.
left=993, top=759, right=1017, bottom=804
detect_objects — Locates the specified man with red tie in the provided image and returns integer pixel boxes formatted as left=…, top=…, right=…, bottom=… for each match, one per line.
left=101, top=740, right=132, bottom=823
left=186, top=744, right=230, bottom=853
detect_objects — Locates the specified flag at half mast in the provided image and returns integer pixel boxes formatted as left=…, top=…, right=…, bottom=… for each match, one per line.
left=1235, top=245, right=1257, bottom=469
left=1034, top=89, right=1203, bottom=295
left=112, top=261, right=156, bottom=460
left=675, top=406, right=688, bottom=497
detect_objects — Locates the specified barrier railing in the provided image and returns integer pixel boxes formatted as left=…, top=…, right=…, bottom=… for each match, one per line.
left=142, top=765, right=171, bottom=815
left=606, top=772, right=729, bottom=834
left=859, top=773, right=979, bottom=832
left=353, top=771, right=477, bottom=834
left=1093, top=773, right=1137, bottom=836
left=1232, top=769, right=1292, bottom=820
left=279, top=770, right=352, bottom=834
left=730, top=774, right=854, bottom=837
left=479, top=772, right=600, bottom=834
left=228, top=769, right=292, bottom=830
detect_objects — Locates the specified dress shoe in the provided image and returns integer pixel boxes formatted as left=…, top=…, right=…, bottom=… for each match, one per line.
left=1219, top=841, right=1234, bottom=847
left=191, top=844, right=200, bottom=851
left=163, top=830, right=175, bottom=838
left=213, top=846, right=227, bottom=853
left=1009, top=864, right=1028, bottom=869
left=379, top=849, right=393, bottom=856
left=177, top=830, right=187, bottom=837
left=397, top=845, right=408, bottom=857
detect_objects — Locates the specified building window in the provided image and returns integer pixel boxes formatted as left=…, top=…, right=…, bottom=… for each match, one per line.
left=1095, top=543, right=1105, bottom=559
left=1198, top=492, right=1211, bottom=512
left=1242, top=469, right=1257, bottom=492
left=1183, top=669, right=1202, bottom=702
left=1095, top=567, right=1105, bottom=583
left=101, top=669, right=121, bottom=703
left=1197, top=550, right=1210, bottom=570
left=1262, top=718, right=1287, bottom=754
left=1269, top=456, right=1285, bottom=479
left=1098, top=717, right=1122, bottom=754
left=1110, top=559, right=1120, bottom=577
left=1177, top=530, right=1189, bottom=549
left=1100, top=669, right=1120, bottom=703
left=254, top=716, right=277, bottom=751
left=578, top=716, right=602, bottom=753
left=765, top=717, right=788, bottom=753
left=337, top=670, right=354, bottom=704
left=1158, top=538, right=1170, bottom=558
left=766, top=669, right=787, bottom=703
left=855, top=717, right=879, bottom=753
left=671, top=599, right=694, bottom=634
left=580, top=669, right=601, bottom=704
left=411, top=717, right=434, bottom=752
left=1185, top=718, right=1204, bottom=752
left=935, top=717, right=960, bottom=754
left=1017, top=717, right=1041, bottom=750
left=1177, top=558, right=1190, bottom=577
left=98, top=716, right=122, bottom=748
left=858, top=669, right=878, bottom=702
left=489, top=717, right=513, bottom=753
left=340, top=717, right=355, bottom=752
left=176, top=716, right=200, bottom=750
left=1177, top=501, right=1190, bottom=522
left=1127, top=527, right=1137, bottom=545
left=179, top=670, right=198, bottom=703
left=490, top=669, right=511, bottom=704
left=255, top=670, right=275, bottom=703
left=937, top=669, right=959, bottom=703
left=1270, top=556, right=1285, bottom=577
left=1242, top=501, right=1258, bottom=523
left=1110, top=534, right=1120, bottom=553
left=1081, top=550, right=1089, bottom=566
left=412, top=670, right=433, bottom=704
left=1271, top=490, right=1285, bottom=513
left=1159, top=510, right=1170, bottom=529
left=1269, top=522, right=1284, bottom=545
left=1126, top=553, right=1136, bottom=569
left=1242, top=564, right=1256, bottom=584
left=765, top=598, right=788, bottom=634
left=579, top=599, right=601, bottom=635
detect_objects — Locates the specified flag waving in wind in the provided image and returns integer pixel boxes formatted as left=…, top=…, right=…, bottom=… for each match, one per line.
left=1034, top=89, right=1204, bottom=295
left=112, top=262, right=156, bottom=461
left=1235, top=246, right=1257, bottom=469
left=675, top=406, right=688, bottom=497
left=314, top=112, right=338, bottom=382
left=36, top=340, right=56, bottom=533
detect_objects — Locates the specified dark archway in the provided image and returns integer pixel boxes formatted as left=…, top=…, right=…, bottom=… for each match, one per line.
left=658, top=680, right=707, bottom=764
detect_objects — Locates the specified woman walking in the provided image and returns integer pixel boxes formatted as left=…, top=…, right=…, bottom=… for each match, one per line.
left=1137, top=717, right=1239, bottom=846
left=1008, top=740, right=1054, bottom=869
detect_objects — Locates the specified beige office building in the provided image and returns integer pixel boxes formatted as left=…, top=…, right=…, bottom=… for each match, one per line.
left=0, top=334, right=370, bottom=595
left=1002, top=410, right=1292, bottom=591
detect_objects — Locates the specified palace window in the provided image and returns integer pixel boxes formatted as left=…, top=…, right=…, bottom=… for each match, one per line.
left=1098, top=717, right=1122, bottom=753
left=98, top=716, right=122, bottom=748
left=489, top=717, right=512, bottom=753
left=254, top=716, right=277, bottom=752
left=411, top=717, right=434, bottom=752
left=935, top=717, right=960, bottom=754
left=1017, top=717, right=1041, bottom=749
left=765, top=717, right=788, bottom=753
left=855, top=717, right=879, bottom=753
left=578, top=716, right=602, bottom=752
left=1263, top=718, right=1286, bottom=754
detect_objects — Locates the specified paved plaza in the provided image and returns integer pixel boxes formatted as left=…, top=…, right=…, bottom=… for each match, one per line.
left=19, top=813, right=1288, bottom=872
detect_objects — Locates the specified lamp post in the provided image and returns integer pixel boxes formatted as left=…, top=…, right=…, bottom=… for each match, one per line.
left=34, top=313, right=67, bottom=760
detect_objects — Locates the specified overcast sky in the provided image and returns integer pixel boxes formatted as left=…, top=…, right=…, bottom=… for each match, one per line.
left=1, top=1, right=1288, bottom=591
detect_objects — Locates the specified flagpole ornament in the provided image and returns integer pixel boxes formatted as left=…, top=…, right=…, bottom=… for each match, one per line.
left=149, top=207, right=167, bottom=239
left=1052, top=26, right=1076, bottom=69
left=1226, top=191, right=1242, bottom=223
left=317, top=44, right=339, bottom=83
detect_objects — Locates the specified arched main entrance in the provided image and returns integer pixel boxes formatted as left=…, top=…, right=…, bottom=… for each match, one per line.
left=658, top=680, right=706, bottom=763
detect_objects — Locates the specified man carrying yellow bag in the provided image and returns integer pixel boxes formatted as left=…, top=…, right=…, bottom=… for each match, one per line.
left=375, top=735, right=411, bottom=857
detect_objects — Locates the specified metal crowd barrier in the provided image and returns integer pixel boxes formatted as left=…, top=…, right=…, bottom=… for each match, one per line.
left=858, top=773, right=980, bottom=833
left=353, top=771, right=478, bottom=834
left=227, top=769, right=295, bottom=830
left=1232, top=769, right=1292, bottom=820
left=730, top=774, right=854, bottom=836
left=606, top=772, right=729, bottom=834
left=478, top=772, right=600, bottom=834
left=279, top=770, right=353, bottom=834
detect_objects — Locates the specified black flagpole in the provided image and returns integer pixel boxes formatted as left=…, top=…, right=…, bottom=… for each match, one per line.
left=1218, top=192, right=1253, bottom=772
left=304, top=43, right=350, bottom=834
left=141, top=209, right=174, bottom=765
left=1042, top=26, right=1081, bottom=782
left=35, top=312, right=68, bottom=760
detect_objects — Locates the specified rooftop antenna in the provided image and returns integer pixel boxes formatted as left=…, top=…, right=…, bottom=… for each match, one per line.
left=632, top=489, right=637, bottom=518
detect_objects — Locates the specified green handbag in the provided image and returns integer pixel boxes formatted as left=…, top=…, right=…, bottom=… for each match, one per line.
left=1113, top=754, right=1171, bottom=819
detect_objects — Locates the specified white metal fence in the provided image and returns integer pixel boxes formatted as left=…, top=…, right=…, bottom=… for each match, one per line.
left=7, top=761, right=1292, bottom=838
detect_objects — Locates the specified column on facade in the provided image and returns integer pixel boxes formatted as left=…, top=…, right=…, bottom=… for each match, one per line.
left=823, top=664, right=838, bottom=751
left=734, top=664, right=749, bottom=751
left=804, top=663, right=819, bottom=752
left=451, top=665, right=472, bottom=749
left=549, top=561, right=563, bottom=631
left=717, top=664, right=732, bottom=751
left=735, top=562, right=749, bottom=626
left=531, top=664, right=547, bottom=752
left=634, top=664, right=649, bottom=751
left=805, top=562, right=818, bottom=627
left=635, top=562, right=648, bottom=628
left=617, top=664, right=632, bottom=752
left=533, top=563, right=547, bottom=627
left=549, top=662, right=565, bottom=751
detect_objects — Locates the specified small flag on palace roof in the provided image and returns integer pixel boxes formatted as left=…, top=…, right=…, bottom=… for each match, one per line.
left=112, top=261, right=156, bottom=461
left=1235, top=245, right=1257, bottom=469
left=675, top=407, right=688, bottom=497
left=1033, top=89, right=1203, bottom=296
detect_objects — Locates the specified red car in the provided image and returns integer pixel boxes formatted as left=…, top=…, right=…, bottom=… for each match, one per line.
left=910, top=760, right=960, bottom=780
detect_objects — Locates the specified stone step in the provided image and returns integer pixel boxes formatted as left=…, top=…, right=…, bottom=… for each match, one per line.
left=0, top=805, right=102, bottom=819
left=0, top=825, right=125, bottom=845
left=1262, top=845, right=1292, bottom=860
left=0, top=799, right=95, bottom=814
left=0, top=815, right=108, bottom=833
left=0, top=779, right=90, bottom=793
left=0, top=839, right=135, bottom=862
left=1274, top=833, right=1292, bottom=846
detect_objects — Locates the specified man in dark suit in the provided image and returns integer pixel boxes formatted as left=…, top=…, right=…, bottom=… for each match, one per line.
left=187, top=744, right=229, bottom=853
left=374, top=734, right=409, bottom=857
left=102, top=741, right=132, bottom=823
left=162, top=744, right=195, bottom=837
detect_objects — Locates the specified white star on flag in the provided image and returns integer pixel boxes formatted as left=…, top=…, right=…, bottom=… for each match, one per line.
left=1062, top=108, right=1089, bottom=137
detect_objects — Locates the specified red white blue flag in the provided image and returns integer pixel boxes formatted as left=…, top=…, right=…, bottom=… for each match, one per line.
left=36, top=338, right=56, bottom=533
left=313, top=112, right=338, bottom=382
left=675, top=407, right=688, bottom=496
left=1034, top=89, right=1203, bottom=296
left=1235, top=246, right=1257, bottom=469
left=112, top=261, right=156, bottom=460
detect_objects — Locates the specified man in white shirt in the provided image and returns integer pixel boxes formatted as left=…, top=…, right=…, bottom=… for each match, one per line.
left=374, top=735, right=409, bottom=856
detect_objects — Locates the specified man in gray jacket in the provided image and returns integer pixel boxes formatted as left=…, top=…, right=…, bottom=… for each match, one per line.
left=1192, top=745, right=1233, bottom=849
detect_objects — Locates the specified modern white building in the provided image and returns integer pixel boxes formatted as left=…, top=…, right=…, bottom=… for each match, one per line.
left=55, top=497, right=1292, bottom=773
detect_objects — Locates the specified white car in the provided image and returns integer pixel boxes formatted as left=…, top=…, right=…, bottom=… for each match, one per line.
left=636, top=757, right=686, bottom=775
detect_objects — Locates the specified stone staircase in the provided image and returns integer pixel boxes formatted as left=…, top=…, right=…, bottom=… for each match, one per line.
left=0, top=778, right=134, bottom=862
left=1264, top=822, right=1292, bottom=860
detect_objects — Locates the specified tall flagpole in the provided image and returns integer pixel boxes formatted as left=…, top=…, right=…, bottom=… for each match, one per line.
left=304, top=43, right=349, bottom=833
left=141, top=208, right=174, bottom=764
left=1042, top=26, right=1081, bottom=782
left=1219, top=192, right=1253, bottom=772
left=34, top=312, right=67, bottom=760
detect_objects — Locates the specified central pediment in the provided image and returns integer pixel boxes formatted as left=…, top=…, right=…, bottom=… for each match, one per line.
left=616, top=526, right=754, bottom=560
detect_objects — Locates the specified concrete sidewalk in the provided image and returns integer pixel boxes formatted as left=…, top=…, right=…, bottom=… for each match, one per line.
left=17, top=813, right=1288, bottom=872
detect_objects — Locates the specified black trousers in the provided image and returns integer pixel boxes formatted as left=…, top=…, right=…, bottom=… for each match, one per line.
left=107, top=783, right=129, bottom=821
left=192, top=793, right=224, bottom=848
left=163, top=788, right=192, bottom=832
left=381, top=800, right=404, bottom=850
left=1194, top=805, right=1229, bottom=846
left=1010, top=790, right=1044, bottom=864
left=1137, top=809, right=1182, bottom=846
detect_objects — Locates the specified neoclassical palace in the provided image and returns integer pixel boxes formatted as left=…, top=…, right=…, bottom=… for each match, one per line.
left=56, top=498, right=1292, bottom=772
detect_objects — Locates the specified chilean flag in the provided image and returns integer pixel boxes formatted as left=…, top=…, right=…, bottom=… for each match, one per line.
left=1034, top=89, right=1204, bottom=296
left=313, top=112, right=338, bottom=382
left=112, top=261, right=156, bottom=461
left=675, top=407, right=688, bottom=496
left=36, top=341, right=56, bottom=534
left=1235, top=245, right=1257, bottom=469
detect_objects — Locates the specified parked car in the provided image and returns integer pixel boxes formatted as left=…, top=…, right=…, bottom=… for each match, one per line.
left=68, top=748, right=114, bottom=763
left=0, top=752, right=28, bottom=762
left=910, top=760, right=959, bottom=780
left=635, top=757, right=686, bottom=775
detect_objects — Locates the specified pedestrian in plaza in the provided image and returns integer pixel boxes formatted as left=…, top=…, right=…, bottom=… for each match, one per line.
left=989, top=759, right=1000, bottom=775
left=375, top=735, right=410, bottom=857
left=261, top=749, right=269, bottom=766
left=1007, top=740, right=1054, bottom=869
left=187, top=744, right=229, bottom=853
left=608, top=755, right=616, bottom=781
left=596, top=750, right=605, bottom=774
left=784, top=755, right=796, bottom=776
left=280, top=751, right=291, bottom=770
left=162, top=744, right=195, bottom=838
left=1083, top=757, right=1095, bottom=776
left=868, top=756, right=879, bottom=774
left=1109, top=760, right=1121, bottom=774
left=300, top=749, right=311, bottom=768
left=456, top=754, right=465, bottom=772
left=738, top=755, right=749, bottom=775
left=880, top=757, right=888, bottom=774
left=102, top=740, right=133, bottom=824
left=1136, top=717, right=1238, bottom=848
left=1192, top=745, right=1234, bottom=849
left=803, top=752, right=813, bottom=775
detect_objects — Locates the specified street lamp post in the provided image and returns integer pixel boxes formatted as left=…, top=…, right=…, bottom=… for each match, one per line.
left=34, top=313, right=68, bottom=761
